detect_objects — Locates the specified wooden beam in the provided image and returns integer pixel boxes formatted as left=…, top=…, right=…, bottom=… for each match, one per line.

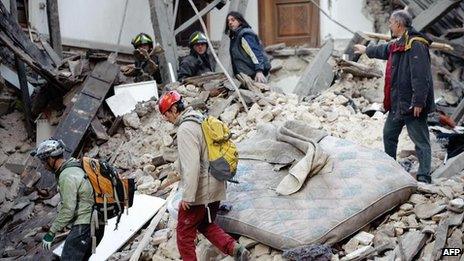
left=0, top=2, right=55, bottom=71
left=293, top=38, right=334, bottom=97
left=10, top=0, right=33, bottom=139
left=174, top=0, right=224, bottom=36
left=46, top=0, right=63, bottom=58
left=35, top=61, right=119, bottom=190
left=0, top=1, right=64, bottom=91
left=216, top=0, right=249, bottom=76
left=148, top=0, right=178, bottom=82
left=0, top=31, right=64, bottom=92
left=412, top=0, right=463, bottom=31
left=344, top=31, right=370, bottom=62
left=337, top=59, right=383, bottom=78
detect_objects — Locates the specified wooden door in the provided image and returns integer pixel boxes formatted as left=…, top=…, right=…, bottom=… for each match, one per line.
left=259, top=0, right=320, bottom=47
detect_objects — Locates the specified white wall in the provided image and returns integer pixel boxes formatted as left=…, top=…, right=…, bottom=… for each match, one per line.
left=25, top=0, right=371, bottom=53
left=319, top=0, right=374, bottom=40
left=28, top=0, right=154, bottom=53
left=208, top=0, right=259, bottom=41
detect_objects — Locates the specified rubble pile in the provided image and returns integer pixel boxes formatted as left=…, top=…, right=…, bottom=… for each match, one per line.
left=1, top=37, right=462, bottom=260
left=1, top=21, right=464, bottom=261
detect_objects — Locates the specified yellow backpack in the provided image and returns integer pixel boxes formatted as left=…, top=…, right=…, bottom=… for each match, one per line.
left=183, top=115, right=239, bottom=183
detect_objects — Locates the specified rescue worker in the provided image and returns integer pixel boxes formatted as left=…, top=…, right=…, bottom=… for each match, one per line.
left=31, top=139, right=104, bottom=260
left=178, top=31, right=216, bottom=81
left=122, top=33, right=163, bottom=83
left=225, top=11, right=271, bottom=83
left=354, top=10, right=435, bottom=183
left=158, top=91, right=250, bottom=261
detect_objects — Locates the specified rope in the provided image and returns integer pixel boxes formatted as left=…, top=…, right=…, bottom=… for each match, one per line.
left=309, top=0, right=356, bottom=35
left=186, top=0, right=249, bottom=112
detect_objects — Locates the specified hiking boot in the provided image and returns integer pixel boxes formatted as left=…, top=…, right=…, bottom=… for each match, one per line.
left=417, top=174, right=431, bottom=184
left=233, top=244, right=250, bottom=261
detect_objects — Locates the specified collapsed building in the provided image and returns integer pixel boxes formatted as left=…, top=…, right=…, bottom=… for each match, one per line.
left=0, top=0, right=464, bottom=260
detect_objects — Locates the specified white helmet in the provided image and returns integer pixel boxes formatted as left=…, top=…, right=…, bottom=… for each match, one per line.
left=31, top=138, right=66, bottom=161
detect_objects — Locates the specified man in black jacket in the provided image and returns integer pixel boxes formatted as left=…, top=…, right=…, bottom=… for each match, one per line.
left=178, top=31, right=216, bottom=81
left=354, top=10, right=435, bottom=183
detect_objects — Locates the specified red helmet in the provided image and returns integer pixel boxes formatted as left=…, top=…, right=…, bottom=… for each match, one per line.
left=159, top=91, right=182, bottom=114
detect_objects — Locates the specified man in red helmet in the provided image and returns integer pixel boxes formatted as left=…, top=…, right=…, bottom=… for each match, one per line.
left=159, top=91, right=250, bottom=261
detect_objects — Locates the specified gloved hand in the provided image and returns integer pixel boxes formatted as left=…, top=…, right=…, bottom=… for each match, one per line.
left=133, top=48, right=150, bottom=61
left=42, top=232, right=55, bottom=250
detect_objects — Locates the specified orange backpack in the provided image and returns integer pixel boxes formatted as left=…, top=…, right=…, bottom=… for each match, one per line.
left=81, top=157, right=135, bottom=228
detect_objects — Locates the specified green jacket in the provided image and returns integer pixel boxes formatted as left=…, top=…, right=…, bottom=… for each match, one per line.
left=49, top=158, right=94, bottom=234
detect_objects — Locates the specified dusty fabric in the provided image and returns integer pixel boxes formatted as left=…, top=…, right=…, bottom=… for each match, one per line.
left=238, top=121, right=327, bottom=165
left=176, top=108, right=226, bottom=205
left=275, top=122, right=331, bottom=195
left=238, top=121, right=329, bottom=195
left=217, top=121, right=417, bottom=250
left=282, top=244, right=332, bottom=261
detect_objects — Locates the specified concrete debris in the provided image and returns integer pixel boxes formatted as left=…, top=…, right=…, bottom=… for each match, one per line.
left=122, top=112, right=141, bottom=129
left=447, top=198, right=464, bottom=213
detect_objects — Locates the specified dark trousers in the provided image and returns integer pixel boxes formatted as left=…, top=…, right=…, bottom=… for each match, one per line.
left=383, top=112, right=431, bottom=181
left=61, top=224, right=105, bottom=261
left=176, top=201, right=236, bottom=261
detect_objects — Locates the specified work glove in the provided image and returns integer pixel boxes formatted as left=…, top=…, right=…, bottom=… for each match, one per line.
left=42, top=232, right=55, bottom=250
left=134, top=48, right=150, bottom=61
left=439, top=114, right=456, bottom=128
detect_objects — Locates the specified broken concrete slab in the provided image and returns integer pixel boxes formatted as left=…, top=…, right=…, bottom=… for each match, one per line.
left=114, top=80, right=158, bottom=102
left=432, top=151, right=464, bottom=179
left=239, top=236, right=259, bottom=249
left=393, top=230, right=428, bottom=261
left=448, top=211, right=464, bottom=226
left=0, top=64, right=34, bottom=95
left=414, top=203, right=446, bottom=219
left=293, top=38, right=334, bottom=97
left=432, top=217, right=450, bottom=260
left=43, top=193, right=60, bottom=207
left=106, top=91, right=138, bottom=117
left=340, top=245, right=375, bottom=261
left=353, top=231, right=375, bottom=246
left=36, top=118, right=55, bottom=144
left=123, top=112, right=141, bottom=129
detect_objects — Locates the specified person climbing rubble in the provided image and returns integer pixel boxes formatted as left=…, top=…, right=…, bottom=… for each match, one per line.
left=31, top=139, right=105, bottom=260
left=158, top=90, right=250, bottom=261
left=354, top=9, right=435, bottom=183
left=225, top=11, right=271, bottom=83
left=121, top=33, right=163, bottom=83
left=178, top=31, right=217, bottom=81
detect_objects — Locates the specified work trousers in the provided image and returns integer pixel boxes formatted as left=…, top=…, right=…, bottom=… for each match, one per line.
left=176, top=201, right=236, bottom=261
left=61, top=224, right=105, bottom=261
left=383, top=112, right=432, bottom=182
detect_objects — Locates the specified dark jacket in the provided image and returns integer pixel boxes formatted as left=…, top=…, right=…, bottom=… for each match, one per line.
left=229, top=26, right=271, bottom=77
left=366, top=28, right=435, bottom=118
left=178, top=49, right=216, bottom=81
